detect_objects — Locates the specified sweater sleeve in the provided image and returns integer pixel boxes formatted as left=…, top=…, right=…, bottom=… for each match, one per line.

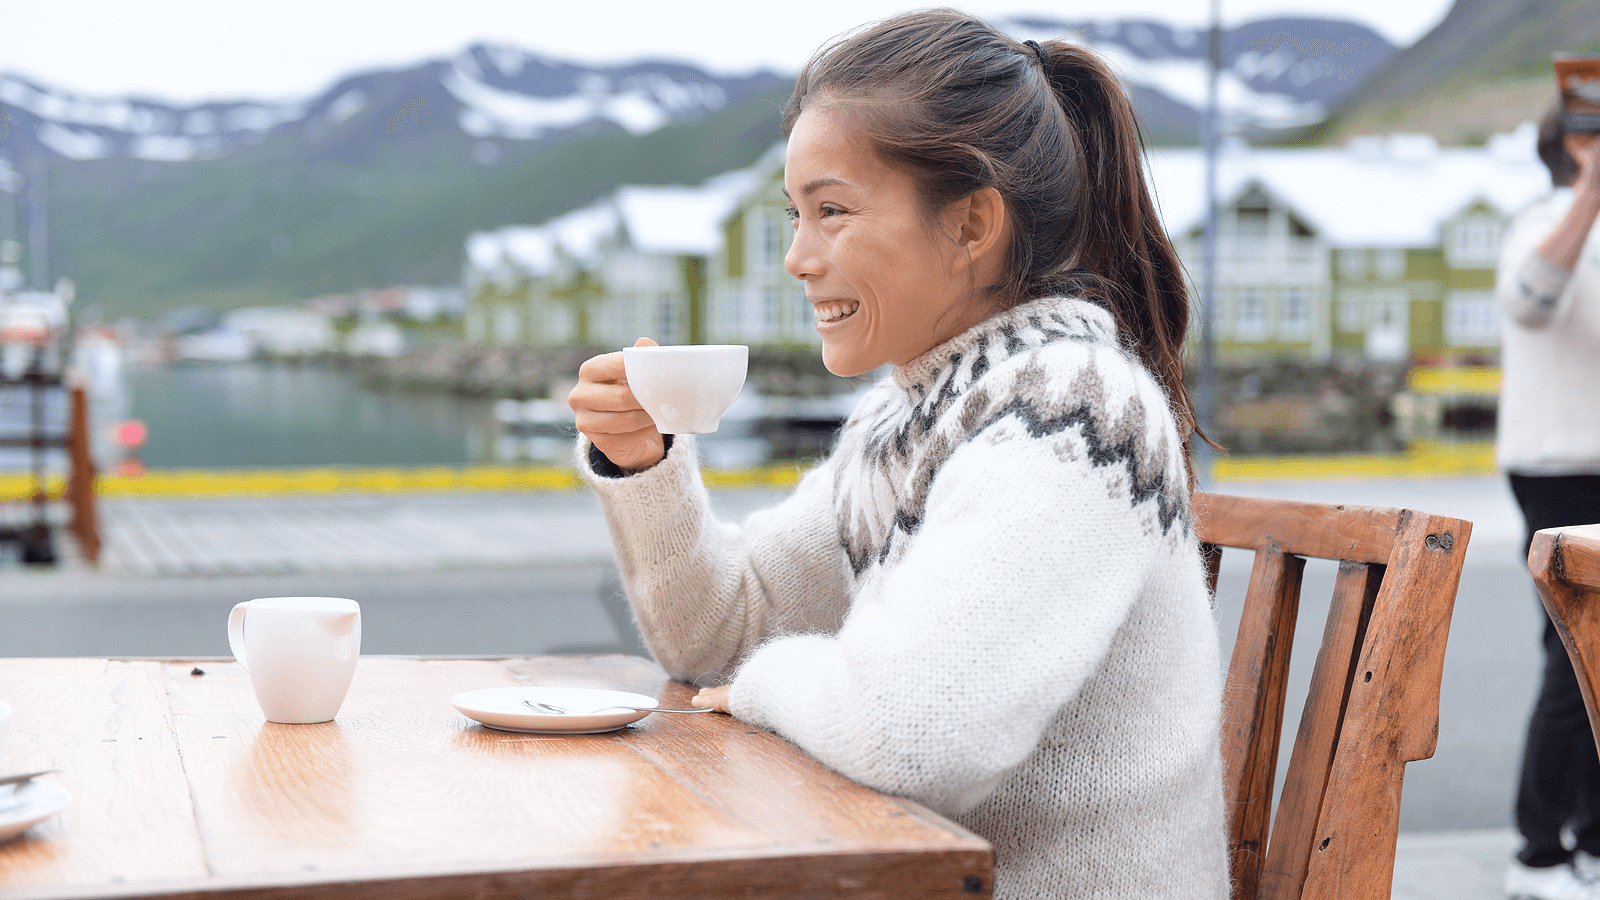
left=1497, top=197, right=1577, bottom=330
left=727, top=431, right=1172, bottom=817
left=575, top=432, right=853, bottom=685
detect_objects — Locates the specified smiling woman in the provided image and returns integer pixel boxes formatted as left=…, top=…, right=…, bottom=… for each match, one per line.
left=564, top=10, right=1227, bottom=899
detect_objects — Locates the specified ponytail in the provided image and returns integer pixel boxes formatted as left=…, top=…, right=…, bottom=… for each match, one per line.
left=1033, top=43, right=1205, bottom=455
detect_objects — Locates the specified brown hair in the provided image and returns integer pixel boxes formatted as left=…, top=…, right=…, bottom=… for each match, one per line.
left=782, top=9, right=1203, bottom=449
left=1539, top=100, right=1579, bottom=187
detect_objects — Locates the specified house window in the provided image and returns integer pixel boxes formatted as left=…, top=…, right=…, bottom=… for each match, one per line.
left=1447, top=216, right=1505, bottom=269
left=656, top=293, right=677, bottom=342
left=724, top=292, right=742, bottom=337
left=548, top=305, right=574, bottom=344
left=1339, top=249, right=1368, bottom=280
left=761, top=218, right=786, bottom=272
left=1445, top=290, right=1499, bottom=346
left=1234, top=288, right=1268, bottom=342
left=1336, top=289, right=1365, bottom=332
left=763, top=287, right=782, bottom=336
left=1374, top=248, right=1406, bottom=280
left=493, top=305, right=520, bottom=345
left=794, top=284, right=811, bottom=335
left=1233, top=191, right=1270, bottom=260
left=1279, top=288, right=1312, bottom=340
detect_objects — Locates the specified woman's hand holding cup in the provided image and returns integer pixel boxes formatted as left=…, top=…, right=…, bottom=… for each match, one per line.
left=569, top=337, right=666, bottom=473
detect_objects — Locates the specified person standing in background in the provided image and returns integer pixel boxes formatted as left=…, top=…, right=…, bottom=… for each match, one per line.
left=1496, top=100, right=1600, bottom=900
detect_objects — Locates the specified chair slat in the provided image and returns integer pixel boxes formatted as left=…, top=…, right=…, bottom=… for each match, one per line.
left=1196, top=493, right=1401, bottom=564
left=1223, top=549, right=1305, bottom=900
left=1258, top=561, right=1383, bottom=900
left=1300, top=510, right=1471, bottom=900
left=1530, top=527, right=1600, bottom=762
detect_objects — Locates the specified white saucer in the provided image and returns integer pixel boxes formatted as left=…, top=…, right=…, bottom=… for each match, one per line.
left=450, top=687, right=660, bottom=734
left=0, top=781, right=70, bottom=843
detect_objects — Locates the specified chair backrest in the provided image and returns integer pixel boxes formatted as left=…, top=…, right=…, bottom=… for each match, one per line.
left=1529, top=523, right=1600, bottom=762
left=1195, top=492, right=1472, bottom=900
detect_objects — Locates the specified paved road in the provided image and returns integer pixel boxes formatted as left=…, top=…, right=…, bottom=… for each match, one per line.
left=0, top=477, right=1557, bottom=895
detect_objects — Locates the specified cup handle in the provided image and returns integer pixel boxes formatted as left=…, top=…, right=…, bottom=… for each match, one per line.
left=228, top=602, right=250, bottom=671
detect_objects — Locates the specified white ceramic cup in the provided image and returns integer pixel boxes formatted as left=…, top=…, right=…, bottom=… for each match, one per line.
left=622, top=344, right=748, bottom=434
left=228, top=597, right=361, bottom=724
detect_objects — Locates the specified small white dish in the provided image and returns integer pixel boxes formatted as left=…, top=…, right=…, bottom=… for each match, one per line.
left=0, top=781, right=70, bottom=843
left=450, top=687, right=661, bottom=734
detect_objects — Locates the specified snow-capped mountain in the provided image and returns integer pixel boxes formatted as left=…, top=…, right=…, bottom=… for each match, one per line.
left=0, top=18, right=1392, bottom=166
left=0, top=19, right=1395, bottom=319
left=0, top=43, right=784, bottom=164
left=1005, top=16, right=1394, bottom=134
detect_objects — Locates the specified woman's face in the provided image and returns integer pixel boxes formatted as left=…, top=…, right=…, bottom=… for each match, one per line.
left=783, top=106, right=993, bottom=377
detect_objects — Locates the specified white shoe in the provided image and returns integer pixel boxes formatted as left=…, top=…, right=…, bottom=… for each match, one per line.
left=1506, top=860, right=1600, bottom=900
left=1575, top=851, right=1600, bottom=885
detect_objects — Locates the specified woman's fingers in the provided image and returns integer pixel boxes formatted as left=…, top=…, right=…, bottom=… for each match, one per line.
left=576, top=350, right=626, bottom=386
left=573, top=407, right=657, bottom=436
left=569, top=379, right=644, bottom=413
left=595, top=430, right=665, bottom=472
left=570, top=339, right=667, bottom=472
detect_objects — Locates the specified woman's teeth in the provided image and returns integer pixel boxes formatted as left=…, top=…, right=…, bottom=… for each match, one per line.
left=814, top=300, right=860, bottom=323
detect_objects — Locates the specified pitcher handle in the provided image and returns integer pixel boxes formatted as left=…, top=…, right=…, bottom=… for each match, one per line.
left=228, top=602, right=250, bottom=671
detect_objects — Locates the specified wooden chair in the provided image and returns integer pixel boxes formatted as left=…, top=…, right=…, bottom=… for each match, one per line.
left=1529, top=523, right=1600, bottom=762
left=1195, top=492, right=1473, bottom=900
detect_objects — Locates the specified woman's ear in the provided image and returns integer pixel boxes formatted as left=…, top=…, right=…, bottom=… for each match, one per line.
left=948, top=186, right=1010, bottom=275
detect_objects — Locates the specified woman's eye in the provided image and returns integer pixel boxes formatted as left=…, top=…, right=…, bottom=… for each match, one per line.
left=819, top=205, right=843, bottom=218
left=784, top=206, right=799, bottom=221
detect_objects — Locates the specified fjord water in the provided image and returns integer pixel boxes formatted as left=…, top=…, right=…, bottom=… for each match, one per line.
left=126, top=363, right=496, bottom=467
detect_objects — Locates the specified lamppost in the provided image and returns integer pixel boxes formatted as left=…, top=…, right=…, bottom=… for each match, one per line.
left=1196, top=0, right=1222, bottom=487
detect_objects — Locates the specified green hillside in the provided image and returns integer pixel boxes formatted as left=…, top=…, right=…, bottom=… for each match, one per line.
left=42, top=84, right=791, bottom=320
left=1293, top=0, right=1600, bottom=145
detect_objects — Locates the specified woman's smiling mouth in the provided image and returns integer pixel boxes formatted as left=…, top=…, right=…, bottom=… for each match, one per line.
left=813, top=299, right=861, bottom=323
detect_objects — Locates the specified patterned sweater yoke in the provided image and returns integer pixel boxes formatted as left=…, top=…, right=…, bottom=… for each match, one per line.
left=575, top=295, right=1228, bottom=900
left=833, top=297, right=1192, bottom=580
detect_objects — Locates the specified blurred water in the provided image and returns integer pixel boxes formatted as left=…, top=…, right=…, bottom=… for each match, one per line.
left=126, top=363, right=494, bottom=467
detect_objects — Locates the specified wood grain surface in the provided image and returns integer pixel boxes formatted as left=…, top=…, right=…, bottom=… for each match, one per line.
left=0, top=655, right=991, bottom=900
left=1531, top=523, right=1600, bottom=771
left=1196, top=492, right=1471, bottom=900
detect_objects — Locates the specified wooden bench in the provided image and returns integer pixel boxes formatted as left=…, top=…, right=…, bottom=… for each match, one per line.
left=1195, top=492, right=1473, bottom=900
left=1529, top=522, right=1600, bottom=762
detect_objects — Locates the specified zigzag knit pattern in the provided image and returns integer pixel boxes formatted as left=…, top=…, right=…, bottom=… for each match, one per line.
left=576, top=295, right=1228, bottom=900
left=833, top=298, right=1191, bottom=579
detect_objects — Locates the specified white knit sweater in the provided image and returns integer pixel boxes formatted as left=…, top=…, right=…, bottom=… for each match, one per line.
left=577, top=296, right=1229, bottom=899
left=1495, top=189, right=1600, bottom=475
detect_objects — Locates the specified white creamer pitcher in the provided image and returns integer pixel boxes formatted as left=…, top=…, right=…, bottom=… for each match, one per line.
left=228, top=597, right=361, bottom=724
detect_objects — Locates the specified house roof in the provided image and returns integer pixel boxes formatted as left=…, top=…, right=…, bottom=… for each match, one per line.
left=1145, top=126, right=1551, bottom=247
left=466, top=201, right=620, bottom=278
left=613, top=170, right=757, bottom=256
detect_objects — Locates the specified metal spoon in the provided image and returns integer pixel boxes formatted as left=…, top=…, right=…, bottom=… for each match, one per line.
left=0, top=770, right=55, bottom=788
left=524, top=700, right=713, bottom=715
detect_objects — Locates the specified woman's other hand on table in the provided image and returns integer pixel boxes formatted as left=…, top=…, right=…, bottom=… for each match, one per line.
left=569, top=337, right=666, bottom=473
left=691, top=685, right=732, bottom=714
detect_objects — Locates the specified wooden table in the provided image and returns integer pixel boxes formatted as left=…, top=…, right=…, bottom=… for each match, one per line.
left=0, top=655, right=991, bottom=899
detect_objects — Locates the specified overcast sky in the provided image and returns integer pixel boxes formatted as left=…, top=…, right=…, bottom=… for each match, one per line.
left=0, top=0, right=1455, bottom=105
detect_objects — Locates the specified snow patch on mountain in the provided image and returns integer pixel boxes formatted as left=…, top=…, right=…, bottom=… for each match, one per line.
left=36, top=121, right=109, bottom=160
left=441, top=62, right=723, bottom=139
left=325, top=89, right=367, bottom=125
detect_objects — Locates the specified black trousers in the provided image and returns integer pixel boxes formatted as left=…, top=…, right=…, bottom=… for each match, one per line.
left=1511, top=474, right=1600, bottom=868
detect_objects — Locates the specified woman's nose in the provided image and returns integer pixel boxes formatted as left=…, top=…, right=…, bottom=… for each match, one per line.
left=785, top=225, right=823, bottom=280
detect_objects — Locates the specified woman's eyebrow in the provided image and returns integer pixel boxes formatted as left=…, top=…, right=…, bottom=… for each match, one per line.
left=781, top=177, right=853, bottom=200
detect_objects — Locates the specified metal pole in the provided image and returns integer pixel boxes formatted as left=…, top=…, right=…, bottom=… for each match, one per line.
left=1196, top=0, right=1222, bottom=487
left=24, top=144, right=48, bottom=291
